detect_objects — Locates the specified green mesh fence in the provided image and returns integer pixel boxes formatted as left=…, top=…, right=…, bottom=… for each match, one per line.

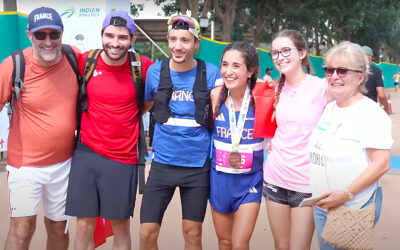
left=1, top=13, right=397, bottom=88
left=197, top=36, right=396, bottom=88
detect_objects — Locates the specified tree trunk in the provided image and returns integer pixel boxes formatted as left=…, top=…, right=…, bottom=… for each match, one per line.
left=201, top=0, right=213, bottom=18
left=177, top=0, right=188, bottom=15
left=189, top=0, right=198, bottom=18
left=214, top=0, right=238, bottom=42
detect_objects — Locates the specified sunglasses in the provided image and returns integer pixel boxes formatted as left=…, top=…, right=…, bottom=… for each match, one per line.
left=270, top=47, right=298, bottom=60
left=168, top=16, right=198, bottom=30
left=33, top=31, right=61, bottom=40
left=323, top=66, right=363, bottom=78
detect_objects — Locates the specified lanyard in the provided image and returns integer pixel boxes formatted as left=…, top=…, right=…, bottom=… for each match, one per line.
left=228, top=86, right=251, bottom=151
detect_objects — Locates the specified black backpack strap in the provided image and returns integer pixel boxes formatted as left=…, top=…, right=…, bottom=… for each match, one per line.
left=9, top=50, right=25, bottom=120
left=128, top=51, right=148, bottom=194
left=193, top=59, right=212, bottom=128
left=62, top=44, right=80, bottom=82
left=153, top=59, right=174, bottom=123
left=82, top=49, right=102, bottom=112
left=76, top=49, right=102, bottom=143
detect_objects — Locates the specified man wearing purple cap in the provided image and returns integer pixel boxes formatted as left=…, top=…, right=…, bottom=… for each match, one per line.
left=65, top=11, right=153, bottom=249
left=0, top=7, right=80, bottom=250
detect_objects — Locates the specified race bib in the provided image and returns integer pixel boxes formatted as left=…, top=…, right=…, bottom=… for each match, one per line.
left=215, top=142, right=253, bottom=174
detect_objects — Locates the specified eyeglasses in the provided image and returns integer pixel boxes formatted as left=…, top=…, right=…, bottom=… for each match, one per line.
left=323, top=66, right=363, bottom=78
left=33, top=31, right=61, bottom=40
left=270, top=47, right=298, bottom=60
left=167, top=15, right=199, bottom=31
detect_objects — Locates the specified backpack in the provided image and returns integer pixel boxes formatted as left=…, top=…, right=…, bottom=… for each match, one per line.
left=9, top=44, right=80, bottom=119
left=153, top=58, right=212, bottom=129
left=77, top=49, right=148, bottom=194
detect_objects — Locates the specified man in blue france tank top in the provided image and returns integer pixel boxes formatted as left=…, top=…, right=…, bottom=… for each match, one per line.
left=139, top=15, right=222, bottom=250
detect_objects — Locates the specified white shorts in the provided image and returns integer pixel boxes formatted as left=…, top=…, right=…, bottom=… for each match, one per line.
left=7, top=158, right=71, bottom=221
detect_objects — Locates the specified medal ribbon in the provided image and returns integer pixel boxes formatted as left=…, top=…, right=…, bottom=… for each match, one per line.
left=228, top=86, right=251, bottom=151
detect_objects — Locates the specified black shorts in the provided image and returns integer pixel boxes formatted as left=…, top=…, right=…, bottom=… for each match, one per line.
left=263, top=182, right=311, bottom=208
left=65, top=143, right=138, bottom=220
left=395, top=82, right=399, bottom=86
left=140, top=160, right=210, bottom=224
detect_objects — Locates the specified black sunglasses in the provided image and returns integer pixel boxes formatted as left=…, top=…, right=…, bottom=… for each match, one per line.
left=323, top=66, right=363, bottom=78
left=33, top=31, right=61, bottom=40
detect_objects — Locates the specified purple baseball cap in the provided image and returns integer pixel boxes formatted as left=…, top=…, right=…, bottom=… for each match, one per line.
left=102, top=11, right=135, bottom=35
left=27, top=7, right=63, bottom=34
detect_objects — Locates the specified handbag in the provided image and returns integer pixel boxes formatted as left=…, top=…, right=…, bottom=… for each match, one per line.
left=321, top=197, right=376, bottom=250
left=321, top=166, right=377, bottom=250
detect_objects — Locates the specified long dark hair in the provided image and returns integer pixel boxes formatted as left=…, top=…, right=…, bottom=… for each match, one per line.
left=272, top=29, right=311, bottom=111
left=215, top=42, right=259, bottom=115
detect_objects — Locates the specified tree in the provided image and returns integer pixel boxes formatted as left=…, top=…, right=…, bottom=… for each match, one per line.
left=130, top=2, right=144, bottom=17
left=146, top=0, right=400, bottom=59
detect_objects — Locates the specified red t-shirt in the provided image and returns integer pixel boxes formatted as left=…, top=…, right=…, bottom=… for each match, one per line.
left=79, top=51, right=153, bottom=164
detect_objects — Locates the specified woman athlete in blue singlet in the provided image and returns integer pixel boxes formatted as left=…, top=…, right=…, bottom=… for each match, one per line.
left=210, top=42, right=266, bottom=249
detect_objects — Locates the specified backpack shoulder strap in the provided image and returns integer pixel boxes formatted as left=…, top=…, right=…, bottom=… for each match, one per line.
left=128, top=52, right=148, bottom=194
left=81, top=49, right=102, bottom=112
left=76, top=49, right=102, bottom=143
left=212, top=86, right=224, bottom=120
left=129, top=51, right=143, bottom=110
left=9, top=50, right=25, bottom=117
left=61, top=44, right=80, bottom=81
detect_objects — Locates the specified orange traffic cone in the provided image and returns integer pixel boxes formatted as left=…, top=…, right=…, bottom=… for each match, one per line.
left=387, top=93, right=393, bottom=114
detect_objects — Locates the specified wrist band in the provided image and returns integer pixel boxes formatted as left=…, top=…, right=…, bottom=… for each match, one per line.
left=345, top=188, right=354, bottom=199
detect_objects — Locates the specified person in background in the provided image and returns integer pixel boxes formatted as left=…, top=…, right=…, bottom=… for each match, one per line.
left=308, top=41, right=392, bottom=250
left=392, top=70, right=399, bottom=92
left=65, top=11, right=153, bottom=250
left=263, top=67, right=273, bottom=78
left=263, top=29, right=328, bottom=250
left=361, top=46, right=389, bottom=113
left=0, top=7, right=80, bottom=250
left=139, top=15, right=221, bottom=250
left=210, top=41, right=269, bottom=250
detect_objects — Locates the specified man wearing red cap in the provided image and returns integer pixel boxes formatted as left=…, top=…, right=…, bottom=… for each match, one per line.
left=65, top=11, right=153, bottom=249
left=0, top=7, right=80, bottom=250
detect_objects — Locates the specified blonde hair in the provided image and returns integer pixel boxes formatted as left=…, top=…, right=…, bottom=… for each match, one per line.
left=324, top=41, right=370, bottom=93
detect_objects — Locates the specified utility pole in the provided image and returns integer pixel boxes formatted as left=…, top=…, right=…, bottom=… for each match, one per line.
left=3, top=0, right=17, bottom=11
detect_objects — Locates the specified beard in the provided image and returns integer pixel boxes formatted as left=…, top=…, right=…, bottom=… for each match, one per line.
left=102, top=45, right=130, bottom=61
left=37, top=44, right=62, bottom=62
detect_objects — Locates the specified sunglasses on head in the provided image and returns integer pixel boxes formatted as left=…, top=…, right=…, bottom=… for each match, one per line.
left=168, top=16, right=197, bottom=30
left=33, top=31, right=61, bottom=40
left=270, top=47, right=298, bottom=60
left=323, top=66, right=363, bottom=78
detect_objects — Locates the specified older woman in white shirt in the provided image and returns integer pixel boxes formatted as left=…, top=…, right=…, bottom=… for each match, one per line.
left=307, top=41, right=393, bottom=250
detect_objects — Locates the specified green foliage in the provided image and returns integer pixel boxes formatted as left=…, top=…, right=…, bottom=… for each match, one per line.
left=134, top=41, right=170, bottom=62
left=130, top=3, right=144, bottom=17
left=148, top=0, right=400, bottom=63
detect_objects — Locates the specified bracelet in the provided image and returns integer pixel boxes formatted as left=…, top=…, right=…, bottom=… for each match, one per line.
left=344, top=188, right=354, bottom=199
